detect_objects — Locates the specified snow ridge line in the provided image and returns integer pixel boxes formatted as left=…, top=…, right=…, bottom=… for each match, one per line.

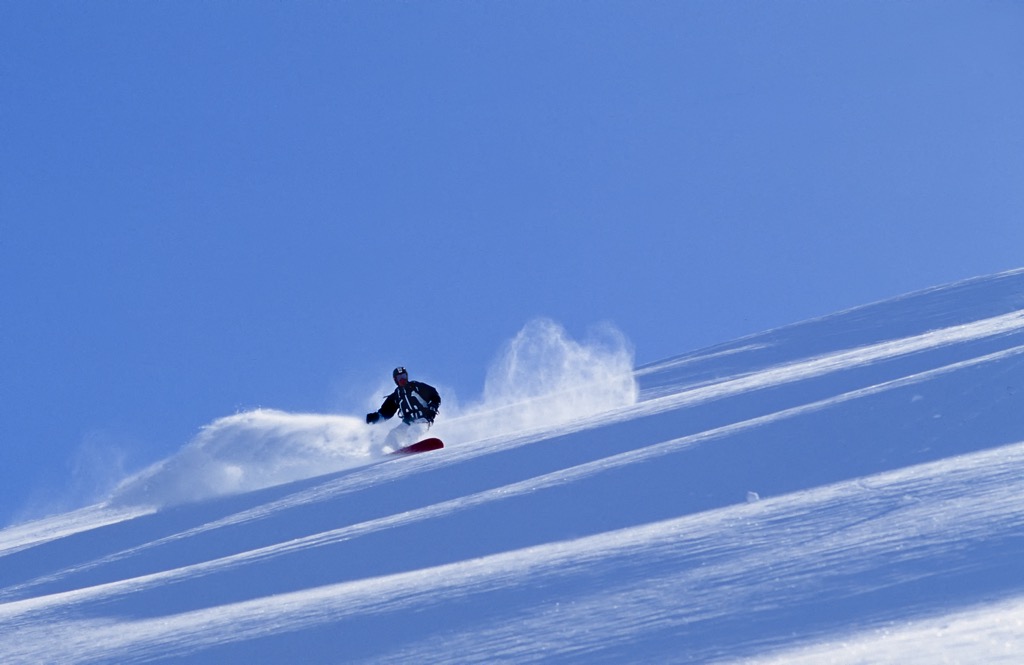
left=634, top=308, right=1024, bottom=416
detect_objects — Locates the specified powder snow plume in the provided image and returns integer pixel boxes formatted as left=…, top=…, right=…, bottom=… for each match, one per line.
left=109, top=410, right=373, bottom=509
left=440, top=318, right=638, bottom=443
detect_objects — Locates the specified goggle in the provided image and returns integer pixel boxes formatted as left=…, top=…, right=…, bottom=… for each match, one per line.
left=394, top=372, right=409, bottom=384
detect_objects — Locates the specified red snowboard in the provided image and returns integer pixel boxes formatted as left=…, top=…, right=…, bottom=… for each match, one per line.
left=390, top=437, right=445, bottom=456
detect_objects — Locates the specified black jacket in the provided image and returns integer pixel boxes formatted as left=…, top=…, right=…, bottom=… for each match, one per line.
left=377, top=381, right=441, bottom=424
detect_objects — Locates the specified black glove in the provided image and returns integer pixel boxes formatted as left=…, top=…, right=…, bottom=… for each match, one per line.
left=366, top=412, right=380, bottom=424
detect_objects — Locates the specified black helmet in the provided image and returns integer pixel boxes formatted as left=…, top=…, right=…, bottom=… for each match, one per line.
left=393, top=367, right=408, bottom=384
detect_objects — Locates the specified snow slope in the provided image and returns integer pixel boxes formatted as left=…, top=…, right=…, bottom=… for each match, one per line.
left=2, top=270, right=1024, bottom=663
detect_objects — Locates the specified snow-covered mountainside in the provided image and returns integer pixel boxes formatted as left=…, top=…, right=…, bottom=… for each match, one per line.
left=2, top=270, right=1023, bottom=664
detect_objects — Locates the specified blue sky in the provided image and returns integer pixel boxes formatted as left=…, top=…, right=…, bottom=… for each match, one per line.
left=2, top=1, right=1022, bottom=523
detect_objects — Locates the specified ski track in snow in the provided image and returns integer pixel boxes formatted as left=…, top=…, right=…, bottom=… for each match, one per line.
left=0, top=505, right=154, bottom=558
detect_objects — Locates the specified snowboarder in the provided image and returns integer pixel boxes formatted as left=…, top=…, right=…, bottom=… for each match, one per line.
left=366, top=367, right=441, bottom=447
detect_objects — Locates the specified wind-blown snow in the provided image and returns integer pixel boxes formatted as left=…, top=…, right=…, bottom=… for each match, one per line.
left=1, top=270, right=1023, bottom=663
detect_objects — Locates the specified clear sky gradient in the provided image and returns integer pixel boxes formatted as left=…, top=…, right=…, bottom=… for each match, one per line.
left=2, top=1, right=1022, bottom=523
